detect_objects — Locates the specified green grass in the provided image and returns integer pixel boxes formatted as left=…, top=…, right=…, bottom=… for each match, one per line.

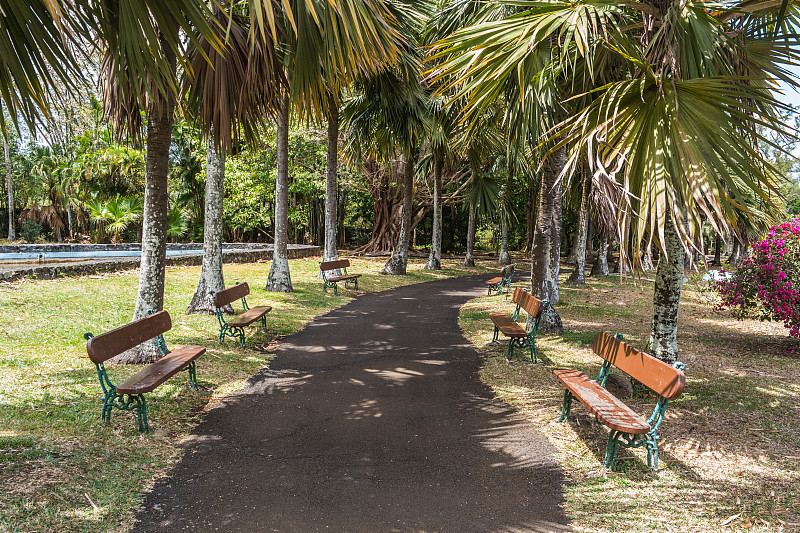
left=0, top=254, right=493, bottom=533
left=460, top=270, right=800, bottom=533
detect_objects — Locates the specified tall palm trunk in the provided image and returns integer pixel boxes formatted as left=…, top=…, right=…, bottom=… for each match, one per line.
left=498, top=166, right=513, bottom=266
left=590, top=229, right=609, bottom=276
left=187, top=142, right=232, bottom=314
left=567, top=159, right=591, bottom=284
left=382, top=154, right=414, bottom=275
left=114, top=34, right=177, bottom=364
left=4, top=137, right=13, bottom=240
left=649, top=215, right=685, bottom=364
left=498, top=220, right=510, bottom=265
left=464, top=201, right=476, bottom=267
left=267, top=94, right=293, bottom=292
left=530, top=147, right=564, bottom=334
left=323, top=103, right=339, bottom=264
left=424, top=154, right=443, bottom=270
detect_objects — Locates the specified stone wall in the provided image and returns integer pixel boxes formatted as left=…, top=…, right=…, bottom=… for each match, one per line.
left=0, top=245, right=320, bottom=282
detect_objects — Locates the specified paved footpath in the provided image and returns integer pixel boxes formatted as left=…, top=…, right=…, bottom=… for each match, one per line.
left=133, top=274, right=571, bottom=532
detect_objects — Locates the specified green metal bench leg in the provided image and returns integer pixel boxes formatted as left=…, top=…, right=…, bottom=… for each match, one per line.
left=605, top=430, right=621, bottom=469
left=558, top=389, right=573, bottom=422
left=492, top=325, right=500, bottom=342
left=506, top=338, right=516, bottom=361
left=645, top=434, right=659, bottom=470
left=135, top=394, right=151, bottom=433
left=185, top=361, right=199, bottom=390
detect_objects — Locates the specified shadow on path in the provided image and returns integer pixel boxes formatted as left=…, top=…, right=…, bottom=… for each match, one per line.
left=132, top=275, right=571, bottom=532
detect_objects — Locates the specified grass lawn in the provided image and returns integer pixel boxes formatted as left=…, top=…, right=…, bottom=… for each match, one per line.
left=460, top=265, right=800, bottom=533
left=0, top=255, right=492, bottom=533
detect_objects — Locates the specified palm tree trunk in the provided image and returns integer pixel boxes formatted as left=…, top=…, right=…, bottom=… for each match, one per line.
left=187, top=142, right=232, bottom=314
left=323, top=103, right=339, bottom=264
left=713, top=233, right=722, bottom=265
left=114, top=33, right=177, bottom=364
left=424, top=154, right=443, bottom=270
left=590, top=229, right=609, bottom=276
left=463, top=201, right=476, bottom=267
left=382, top=154, right=414, bottom=275
left=530, top=148, right=563, bottom=334
left=498, top=219, right=510, bottom=265
left=567, top=159, right=591, bottom=284
left=4, top=137, right=14, bottom=240
left=267, top=94, right=293, bottom=292
left=649, top=215, right=685, bottom=364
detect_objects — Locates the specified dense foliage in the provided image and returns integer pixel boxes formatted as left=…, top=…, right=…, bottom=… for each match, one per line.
left=717, top=218, right=800, bottom=340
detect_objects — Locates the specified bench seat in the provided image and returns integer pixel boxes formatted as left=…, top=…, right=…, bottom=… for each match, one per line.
left=555, top=332, right=686, bottom=471
left=553, top=369, right=649, bottom=434
left=84, top=310, right=205, bottom=432
left=320, top=259, right=360, bottom=295
left=489, top=288, right=546, bottom=362
left=212, top=282, right=270, bottom=347
left=489, top=312, right=527, bottom=338
left=117, top=346, right=206, bottom=395
left=486, top=263, right=516, bottom=296
left=227, top=305, right=272, bottom=327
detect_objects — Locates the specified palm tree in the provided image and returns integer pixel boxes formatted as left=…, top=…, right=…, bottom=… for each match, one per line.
left=342, top=64, right=431, bottom=275
left=184, top=6, right=284, bottom=312
left=263, top=0, right=404, bottom=290
left=97, top=0, right=221, bottom=363
left=433, top=0, right=799, bottom=362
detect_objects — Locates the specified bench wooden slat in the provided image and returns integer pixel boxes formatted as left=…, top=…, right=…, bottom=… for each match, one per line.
left=116, top=346, right=206, bottom=394
left=213, top=282, right=251, bottom=308
left=327, top=273, right=361, bottom=282
left=553, top=369, right=650, bottom=434
left=227, top=305, right=272, bottom=327
left=489, top=312, right=527, bottom=337
left=592, top=332, right=685, bottom=400
left=86, top=310, right=172, bottom=364
left=320, top=259, right=350, bottom=271
left=485, top=276, right=503, bottom=285
left=514, top=288, right=543, bottom=318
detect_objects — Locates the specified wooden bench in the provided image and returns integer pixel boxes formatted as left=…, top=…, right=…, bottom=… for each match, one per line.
left=486, top=263, right=516, bottom=296
left=83, top=310, right=206, bottom=433
left=320, top=259, right=361, bottom=295
left=211, top=282, right=271, bottom=347
left=554, top=332, right=686, bottom=471
left=489, top=287, right=546, bottom=363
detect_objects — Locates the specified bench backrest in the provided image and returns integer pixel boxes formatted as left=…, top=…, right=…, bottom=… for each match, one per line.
left=213, top=282, right=250, bottom=308
left=501, top=263, right=516, bottom=279
left=86, top=310, right=172, bottom=364
left=320, top=259, right=350, bottom=271
left=512, top=287, right=544, bottom=318
left=593, top=332, right=685, bottom=400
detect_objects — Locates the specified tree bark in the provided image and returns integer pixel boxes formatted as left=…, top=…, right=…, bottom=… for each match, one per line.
left=530, top=148, right=564, bottom=334
left=114, top=32, right=177, bottom=364
left=649, top=216, right=685, bottom=364
left=267, top=95, right=293, bottom=292
left=323, top=103, right=339, bottom=264
left=464, top=201, right=476, bottom=267
left=713, top=233, right=722, bottom=265
left=187, top=142, right=232, bottom=315
left=567, top=159, right=591, bottom=284
left=728, top=238, right=740, bottom=266
left=498, top=219, right=510, bottom=265
left=382, top=155, right=414, bottom=275
left=4, top=137, right=13, bottom=240
left=590, top=229, right=610, bottom=277
left=424, top=154, right=443, bottom=270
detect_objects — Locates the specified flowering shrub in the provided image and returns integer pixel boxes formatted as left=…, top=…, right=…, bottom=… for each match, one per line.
left=716, top=217, right=800, bottom=340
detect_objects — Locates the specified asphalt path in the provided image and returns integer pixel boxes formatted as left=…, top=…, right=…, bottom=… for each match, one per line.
left=132, top=274, right=571, bottom=532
